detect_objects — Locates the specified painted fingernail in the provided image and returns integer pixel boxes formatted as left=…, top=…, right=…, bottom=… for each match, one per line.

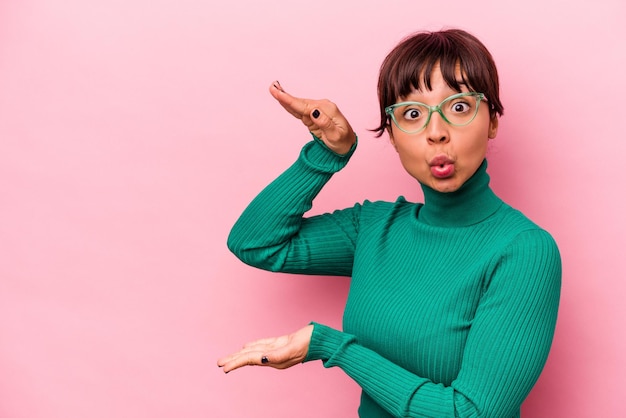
left=273, top=81, right=284, bottom=92
left=261, top=356, right=269, bottom=364
left=312, top=109, right=320, bottom=119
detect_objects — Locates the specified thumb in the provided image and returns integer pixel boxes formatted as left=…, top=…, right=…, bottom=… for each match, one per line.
left=309, top=107, right=341, bottom=142
left=262, top=345, right=308, bottom=370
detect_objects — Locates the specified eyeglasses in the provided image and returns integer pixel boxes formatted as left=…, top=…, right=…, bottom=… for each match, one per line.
left=385, top=92, right=486, bottom=134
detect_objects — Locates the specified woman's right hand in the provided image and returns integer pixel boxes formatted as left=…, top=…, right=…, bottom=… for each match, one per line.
left=269, top=81, right=356, bottom=155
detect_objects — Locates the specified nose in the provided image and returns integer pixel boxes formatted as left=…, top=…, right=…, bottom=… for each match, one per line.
left=426, top=111, right=449, bottom=144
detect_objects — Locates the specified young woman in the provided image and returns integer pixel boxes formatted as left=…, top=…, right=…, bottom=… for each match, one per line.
left=218, top=29, right=561, bottom=417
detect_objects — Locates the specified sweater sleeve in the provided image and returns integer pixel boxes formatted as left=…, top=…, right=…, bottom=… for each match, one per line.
left=304, top=229, right=562, bottom=417
left=227, top=136, right=359, bottom=276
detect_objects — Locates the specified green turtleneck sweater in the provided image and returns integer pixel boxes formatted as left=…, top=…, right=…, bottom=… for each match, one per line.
left=227, top=137, right=561, bottom=418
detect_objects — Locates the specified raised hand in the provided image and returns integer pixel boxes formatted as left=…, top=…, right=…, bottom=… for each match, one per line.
left=217, top=325, right=314, bottom=374
left=269, top=81, right=356, bottom=155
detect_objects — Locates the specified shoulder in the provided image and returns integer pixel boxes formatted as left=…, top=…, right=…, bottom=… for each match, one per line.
left=482, top=203, right=561, bottom=276
left=488, top=205, right=561, bottom=278
left=494, top=204, right=558, bottom=245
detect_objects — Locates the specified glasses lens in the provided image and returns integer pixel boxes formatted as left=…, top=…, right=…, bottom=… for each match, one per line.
left=392, top=103, right=431, bottom=133
left=440, top=94, right=481, bottom=126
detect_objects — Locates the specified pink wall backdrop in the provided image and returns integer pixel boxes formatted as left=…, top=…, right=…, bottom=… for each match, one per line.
left=1, top=1, right=624, bottom=417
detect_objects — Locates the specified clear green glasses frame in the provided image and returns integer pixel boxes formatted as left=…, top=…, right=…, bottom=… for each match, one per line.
left=385, top=92, right=486, bottom=134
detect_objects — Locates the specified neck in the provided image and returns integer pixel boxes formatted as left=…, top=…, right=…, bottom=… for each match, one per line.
left=418, top=160, right=502, bottom=227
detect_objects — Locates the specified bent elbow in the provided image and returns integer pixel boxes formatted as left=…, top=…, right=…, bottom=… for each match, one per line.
left=226, top=230, right=285, bottom=272
left=226, top=229, right=249, bottom=262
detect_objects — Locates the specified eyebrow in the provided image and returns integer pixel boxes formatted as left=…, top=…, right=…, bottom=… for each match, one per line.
left=403, top=84, right=470, bottom=100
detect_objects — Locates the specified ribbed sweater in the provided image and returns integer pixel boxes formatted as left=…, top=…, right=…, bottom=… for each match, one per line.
left=227, top=137, right=561, bottom=418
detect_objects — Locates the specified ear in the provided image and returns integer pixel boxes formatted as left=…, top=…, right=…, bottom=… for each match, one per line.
left=488, top=115, right=499, bottom=139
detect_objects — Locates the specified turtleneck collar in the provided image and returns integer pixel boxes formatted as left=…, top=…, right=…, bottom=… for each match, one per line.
left=417, top=159, right=502, bottom=227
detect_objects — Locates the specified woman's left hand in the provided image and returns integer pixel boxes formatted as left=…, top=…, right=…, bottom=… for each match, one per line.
left=217, top=325, right=314, bottom=373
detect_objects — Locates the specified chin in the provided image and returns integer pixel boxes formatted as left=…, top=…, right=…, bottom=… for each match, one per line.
left=430, top=179, right=462, bottom=193
left=436, top=186, right=461, bottom=193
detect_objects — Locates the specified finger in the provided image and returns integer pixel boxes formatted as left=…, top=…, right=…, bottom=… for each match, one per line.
left=217, top=353, right=238, bottom=367
left=262, top=347, right=291, bottom=367
left=263, top=336, right=308, bottom=369
left=269, top=80, right=286, bottom=96
left=217, top=346, right=265, bottom=366
left=269, top=81, right=314, bottom=119
left=219, top=351, right=267, bottom=373
left=217, top=339, right=279, bottom=370
left=301, top=114, right=315, bottom=131
left=217, top=345, right=259, bottom=365
left=309, top=107, right=342, bottom=141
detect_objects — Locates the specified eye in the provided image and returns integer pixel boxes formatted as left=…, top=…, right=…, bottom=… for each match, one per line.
left=402, top=108, right=423, bottom=121
left=450, top=101, right=471, bottom=113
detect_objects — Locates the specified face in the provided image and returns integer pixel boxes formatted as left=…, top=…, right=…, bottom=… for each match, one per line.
left=388, top=64, right=498, bottom=193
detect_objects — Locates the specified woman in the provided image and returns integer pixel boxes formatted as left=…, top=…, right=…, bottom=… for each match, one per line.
left=218, top=29, right=561, bottom=417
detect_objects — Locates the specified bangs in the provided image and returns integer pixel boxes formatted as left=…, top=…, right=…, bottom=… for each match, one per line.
left=389, top=36, right=476, bottom=101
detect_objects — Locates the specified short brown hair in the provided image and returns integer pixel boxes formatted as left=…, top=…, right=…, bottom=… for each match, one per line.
left=373, top=29, right=504, bottom=137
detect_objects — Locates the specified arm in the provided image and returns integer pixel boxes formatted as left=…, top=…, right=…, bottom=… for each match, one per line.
left=227, top=82, right=358, bottom=276
left=305, top=229, right=561, bottom=417
left=227, top=136, right=358, bottom=276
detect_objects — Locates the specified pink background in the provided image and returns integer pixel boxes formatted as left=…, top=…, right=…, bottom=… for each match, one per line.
left=1, top=1, right=625, bottom=417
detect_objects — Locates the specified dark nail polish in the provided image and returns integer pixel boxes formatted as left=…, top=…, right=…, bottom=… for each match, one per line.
left=312, top=109, right=320, bottom=119
left=261, top=356, right=269, bottom=364
left=274, top=81, right=284, bottom=92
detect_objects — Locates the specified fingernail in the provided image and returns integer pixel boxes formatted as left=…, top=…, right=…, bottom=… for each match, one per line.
left=273, top=81, right=284, bottom=92
left=312, top=109, right=320, bottom=119
left=261, top=356, right=269, bottom=364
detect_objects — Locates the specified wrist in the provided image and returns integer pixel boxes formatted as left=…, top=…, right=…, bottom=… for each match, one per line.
left=311, top=133, right=358, bottom=157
